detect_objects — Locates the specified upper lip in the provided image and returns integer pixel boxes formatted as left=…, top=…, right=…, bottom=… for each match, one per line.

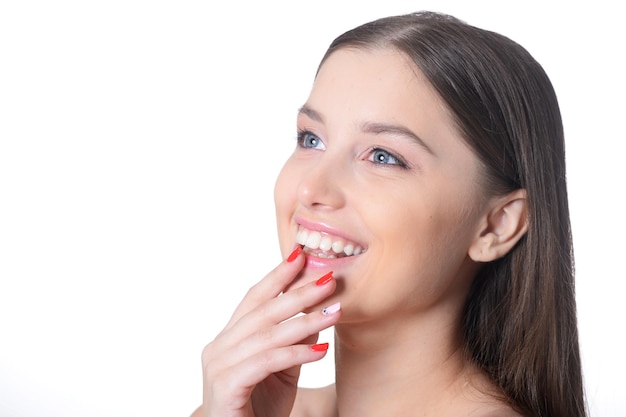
left=295, top=216, right=367, bottom=249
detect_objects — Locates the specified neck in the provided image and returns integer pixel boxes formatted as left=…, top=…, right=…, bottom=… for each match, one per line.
left=333, top=306, right=477, bottom=417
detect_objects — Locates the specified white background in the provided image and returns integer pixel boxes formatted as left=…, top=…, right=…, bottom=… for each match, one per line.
left=0, top=1, right=624, bottom=416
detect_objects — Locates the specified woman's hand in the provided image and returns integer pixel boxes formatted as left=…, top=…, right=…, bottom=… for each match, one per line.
left=197, top=246, right=341, bottom=417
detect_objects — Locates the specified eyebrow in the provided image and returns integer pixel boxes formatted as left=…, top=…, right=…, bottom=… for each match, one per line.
left=362, top=122, right=435, bottom=156
left=298, top=104, right=324, bottom=123
left=298, top=104, right=435, bottom=156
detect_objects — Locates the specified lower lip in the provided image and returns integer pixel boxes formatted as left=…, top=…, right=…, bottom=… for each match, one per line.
left=304, top=253, right=362, bottom=270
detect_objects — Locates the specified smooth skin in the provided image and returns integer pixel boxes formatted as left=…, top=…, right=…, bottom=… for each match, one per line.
left=195, top=48, right=528, bottom=417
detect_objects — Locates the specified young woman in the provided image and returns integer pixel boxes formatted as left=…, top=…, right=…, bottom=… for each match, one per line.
left=193, top=11, right=586, bottom=417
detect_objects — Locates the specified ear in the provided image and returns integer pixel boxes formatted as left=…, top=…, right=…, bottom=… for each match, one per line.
left=468, top=189, right=528, bottom=262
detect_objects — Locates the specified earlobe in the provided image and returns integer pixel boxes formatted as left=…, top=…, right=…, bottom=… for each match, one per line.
left=468, top=189, right=528, bottom=262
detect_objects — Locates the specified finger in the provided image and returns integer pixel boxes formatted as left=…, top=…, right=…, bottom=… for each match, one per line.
left=212, top=342, right=332, bottom=403
left=217, top=271, right=336, bottom=353
left=223, top=246, right=306, bottom=330
left=276, top=332, right=320, bottom=381
left=203, top=279, right=338, bottom=375
left=278, top=333, right=319, bottom=381
left=299, top=333, right=319, bottom=346
left=227, top=304, right=341, bottom=370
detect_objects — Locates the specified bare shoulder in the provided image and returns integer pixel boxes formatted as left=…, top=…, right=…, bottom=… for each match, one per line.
left=290, top=384, right=336, bottom=417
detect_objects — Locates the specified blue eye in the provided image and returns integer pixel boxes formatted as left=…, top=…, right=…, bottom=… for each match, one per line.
left=369, top=148, right=405, bottom=167
left=297, top=130, right=326, bottom=150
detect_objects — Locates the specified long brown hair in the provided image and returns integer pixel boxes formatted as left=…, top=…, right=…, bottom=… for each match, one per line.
left=319, top=11, right=586, bottom=417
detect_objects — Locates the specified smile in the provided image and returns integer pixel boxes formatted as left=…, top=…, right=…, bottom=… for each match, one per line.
left=296, top=226, right=367, bottom=259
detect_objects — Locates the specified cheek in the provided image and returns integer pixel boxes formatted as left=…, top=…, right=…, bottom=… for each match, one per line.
left=366, top=189, right=478, bottom=279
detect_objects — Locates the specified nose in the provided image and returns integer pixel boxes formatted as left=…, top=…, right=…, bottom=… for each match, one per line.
left=297, top=154, right=346, bottom=210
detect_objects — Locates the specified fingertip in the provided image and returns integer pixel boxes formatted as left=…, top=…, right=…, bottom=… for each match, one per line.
left=287, top=245, right=304, bottom=263
left=314, top=271, right=334, bottom=286
left=310, top=342, right=329, bottom=352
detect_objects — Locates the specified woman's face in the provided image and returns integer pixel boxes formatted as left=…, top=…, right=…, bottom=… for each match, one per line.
left=274, top=48, right=491, bottom=322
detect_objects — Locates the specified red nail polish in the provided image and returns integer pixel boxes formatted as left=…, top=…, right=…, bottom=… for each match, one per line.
left=311, top=343, right=329, bottom=352
left=287, top=245, right=303, bottom=262
left=315, top=271, right=333, bottom=286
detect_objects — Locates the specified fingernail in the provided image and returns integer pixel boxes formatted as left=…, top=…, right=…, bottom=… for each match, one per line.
left=287, top=245, right=303, bottom=262
left=311, top=343, right=329, bottom=352
left=322, top=302, right=341, bottom=315
left=315, top=271, right=333, bottom=286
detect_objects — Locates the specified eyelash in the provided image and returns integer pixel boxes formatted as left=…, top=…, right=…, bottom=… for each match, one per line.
left=296, top=129, right=409, bottom=170
left=296, top=129, right=324, bottom=149
left=367, top=147, right=409, bottom=169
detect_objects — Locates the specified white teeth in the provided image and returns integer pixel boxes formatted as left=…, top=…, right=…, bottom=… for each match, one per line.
left=305, top=231, right=322, bottom=249
left=296, top=226, right=366, bottom=258
left=319, top=236, right=333, bottom=251
left=296, top=229, right=308, bottom=246
left=332, top=240, right=345, bottom=254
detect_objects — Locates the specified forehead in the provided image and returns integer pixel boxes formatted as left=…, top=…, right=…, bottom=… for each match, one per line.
left=311, top=48, right=451, bottom=118
left=307, top=48, right=458, bottom=143
left=316, top=47, right=421, bottom=93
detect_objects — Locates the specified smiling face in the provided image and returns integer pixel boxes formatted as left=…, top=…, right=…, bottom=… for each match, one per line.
left=274, top=48, right=493, bottom=323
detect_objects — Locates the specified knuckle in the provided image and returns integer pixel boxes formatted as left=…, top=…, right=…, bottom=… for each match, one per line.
left=292, top=282, right=309, bottom=298
left=303, top=310, right=320, bottom=326
left=244, top=283, right=261, bottom=302
left=201, top=341, right=219, bottom=367
left=291, top=285, right=312, bottom=311
left=201, top=344, right=212, bottom=364
left=256, top=350, right=274, bottom=369
left=285, top=345, right=300, bottom=362
left=255, top=303, right=270, bottom=319
left=254, top=326, right=275, bottom=343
